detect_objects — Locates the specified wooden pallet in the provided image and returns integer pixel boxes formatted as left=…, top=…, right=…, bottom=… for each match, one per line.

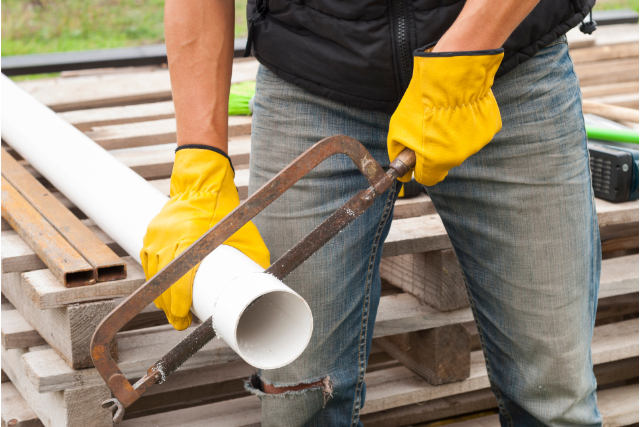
left=1, top=24, right=638, bottom=427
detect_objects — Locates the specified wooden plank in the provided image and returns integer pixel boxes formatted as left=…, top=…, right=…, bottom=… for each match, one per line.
left=393, top=193, right=435, bottom=219
left=380, top=249, right=468, bottom=311
left=1, top=345, right=112, bottom=427
left=1, top=381, right=43, bottom=427
left=599, top=384, right=639, bottom=427
left=377, top=324, right=470, bottom=385
left=586, top=93, right=639, bottom=110
left=574, top=57, right=639, bottom=87
left=1, top=310, right=47, bottom=350
left=581, top=81, right=640, bottom=99
left=16, top=59, right=259, bottom=112
left=23, top=257, right=144, bottom=310
left=360, top=389, right=498, bottom=427
left=599, top=254, right=639, bottom=299
left=382, top=214, right=450, bottom=257
left=109, top=136, right=251, bottom=181
left=570, top=41, right=638, bottom=64
left=118, top=320, right=639, bottom=426
left=84, top=117, right=252, bottom=151
left=58, top=101, right=175, bottom=131
left=21, top=325, right=237, bottom=393
left=2, top=271, right=117, bottom=369
left=59, top=103, right=252, bottom=134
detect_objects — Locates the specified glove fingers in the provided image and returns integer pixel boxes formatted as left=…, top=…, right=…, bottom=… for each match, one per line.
left=168, top=241, right=200, bottom=325
left=153, top=244, right=179, bottom=325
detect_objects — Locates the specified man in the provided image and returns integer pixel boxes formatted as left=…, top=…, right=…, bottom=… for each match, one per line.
left=141, top=0, right=601, bottom=425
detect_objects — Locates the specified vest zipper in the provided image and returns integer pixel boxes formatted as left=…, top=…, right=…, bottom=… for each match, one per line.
left=244, top=0, right=268, bottom=57
left=392, top=0, right=411, bottom=93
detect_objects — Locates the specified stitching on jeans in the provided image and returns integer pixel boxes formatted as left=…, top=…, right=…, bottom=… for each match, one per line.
left=453, top=249, right=514, bottom=426
left=350, top=182, right=397, bottom=427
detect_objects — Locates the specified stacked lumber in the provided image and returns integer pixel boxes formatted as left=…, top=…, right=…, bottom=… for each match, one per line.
left=2, top=24, right=638, bottom=427
left=568, top=23, right=640, bottom=110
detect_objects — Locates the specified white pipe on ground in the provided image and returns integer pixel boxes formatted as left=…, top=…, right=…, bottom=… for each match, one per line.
left=1, top=75, right=312, bottom=370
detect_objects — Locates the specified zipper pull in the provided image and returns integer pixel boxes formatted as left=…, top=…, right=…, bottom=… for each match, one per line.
left=244, top=2, right=267, bottom=57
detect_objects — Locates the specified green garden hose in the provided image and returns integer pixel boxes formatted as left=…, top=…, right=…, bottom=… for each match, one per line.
left=586, top=125, right=639, bottom=144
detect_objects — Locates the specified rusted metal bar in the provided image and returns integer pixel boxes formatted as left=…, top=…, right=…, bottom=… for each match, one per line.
left=1, top=148, right=126, bottom=282
left=1, top=176, right=95, bottom=287
left=92, top=136, right=415, bottom=423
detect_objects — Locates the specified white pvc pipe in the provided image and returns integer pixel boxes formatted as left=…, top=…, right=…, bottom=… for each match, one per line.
left=1, top=75, right=312, bottom=370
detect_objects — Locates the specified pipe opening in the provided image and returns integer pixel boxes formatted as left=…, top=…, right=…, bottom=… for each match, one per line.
left=64, top=269, right=96, bottom=287
left=97, top=264, right=127, bottom=282
left=235, top=290, right=312, bottom=370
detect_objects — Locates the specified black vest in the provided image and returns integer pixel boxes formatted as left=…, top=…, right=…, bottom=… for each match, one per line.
left=246, top=0, right=594, bottom=114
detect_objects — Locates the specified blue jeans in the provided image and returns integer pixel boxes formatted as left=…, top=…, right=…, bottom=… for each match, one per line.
left=247, top=36, right=601, bottom=426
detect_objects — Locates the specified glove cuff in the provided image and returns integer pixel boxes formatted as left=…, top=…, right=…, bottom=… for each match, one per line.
left=413, top=42, right=504, bottom=58
left=170, top=146, right=236, bottom=197
left=411, top=44, right=504, bottom=111
left=175, top=144, right=235, bottom=174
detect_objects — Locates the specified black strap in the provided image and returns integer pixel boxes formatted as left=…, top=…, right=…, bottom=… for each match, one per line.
left=175, top=144, right=235, bottom=174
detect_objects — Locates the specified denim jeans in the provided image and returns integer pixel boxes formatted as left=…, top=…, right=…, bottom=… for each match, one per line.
left=247, top=36, right=602, bottom=426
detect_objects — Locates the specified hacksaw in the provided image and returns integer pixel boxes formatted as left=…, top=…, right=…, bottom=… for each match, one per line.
left=90, top=135, right=416, bottom=423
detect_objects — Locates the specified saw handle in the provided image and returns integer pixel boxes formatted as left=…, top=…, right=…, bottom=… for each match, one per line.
left=390, top=148, right=416, bottom=178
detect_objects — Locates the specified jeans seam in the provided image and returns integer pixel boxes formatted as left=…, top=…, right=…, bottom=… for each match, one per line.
left=350, top=182, right=397, bottom=426
left=454, top=250, right=515, bottom=427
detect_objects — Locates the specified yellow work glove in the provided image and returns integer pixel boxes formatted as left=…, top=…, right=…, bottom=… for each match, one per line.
left=141, top=146, right=270, bottom=330
left=388, top=45, right=504, bottom=186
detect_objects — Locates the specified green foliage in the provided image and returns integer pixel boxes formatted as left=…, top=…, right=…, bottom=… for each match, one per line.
left=593, top=0, right=639, bottom=12
left=1, top=0, right=250, bottom=57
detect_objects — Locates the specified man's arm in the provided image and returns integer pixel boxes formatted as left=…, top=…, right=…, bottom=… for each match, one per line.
left=164, top=0, right=235, bottom=153
left=434, top=0, right=540, bottom=53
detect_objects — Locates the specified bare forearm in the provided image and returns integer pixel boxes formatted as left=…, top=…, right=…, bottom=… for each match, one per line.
left=433, top=0, right=540, bottom=53
left=165, top=0, right=235, bottom=152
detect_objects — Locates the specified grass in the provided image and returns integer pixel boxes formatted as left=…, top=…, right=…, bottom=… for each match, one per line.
left=594, top=0, right=639, bottom=12
left=1, top=0, right=249, bottom=57
left=0, top=0, right=634, bottom=59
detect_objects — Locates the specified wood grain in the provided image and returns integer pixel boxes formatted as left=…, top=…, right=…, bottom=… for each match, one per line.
left=2, top=271, right=116, bottom=369
left=377, top=324, right=470, bottom=385
left=380, top=249, right=468, bottom=311
left=1, top=345, right=112, bottom=427
left=1, top=381, right=43, bottom=427
left=17, top=59, right=259, bottom=111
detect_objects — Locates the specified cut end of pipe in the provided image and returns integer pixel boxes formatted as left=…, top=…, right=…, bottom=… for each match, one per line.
left=64, top=268, right=96, bottom=287
left=234, top=289, right=313, bottom=370
left=96, top=263, right=127, bottom=282
left=191, top=245, right=314, bottom=370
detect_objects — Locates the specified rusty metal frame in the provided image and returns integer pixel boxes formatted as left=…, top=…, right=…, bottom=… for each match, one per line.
left=91, top=136, right=415, bottom=422
left=1, top=148, right=127, bottom=282
left=1, top=176, right=96, bottom=287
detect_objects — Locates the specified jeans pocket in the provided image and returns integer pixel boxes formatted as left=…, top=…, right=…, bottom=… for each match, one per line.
left=545, top=34, right=568, bottom=48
